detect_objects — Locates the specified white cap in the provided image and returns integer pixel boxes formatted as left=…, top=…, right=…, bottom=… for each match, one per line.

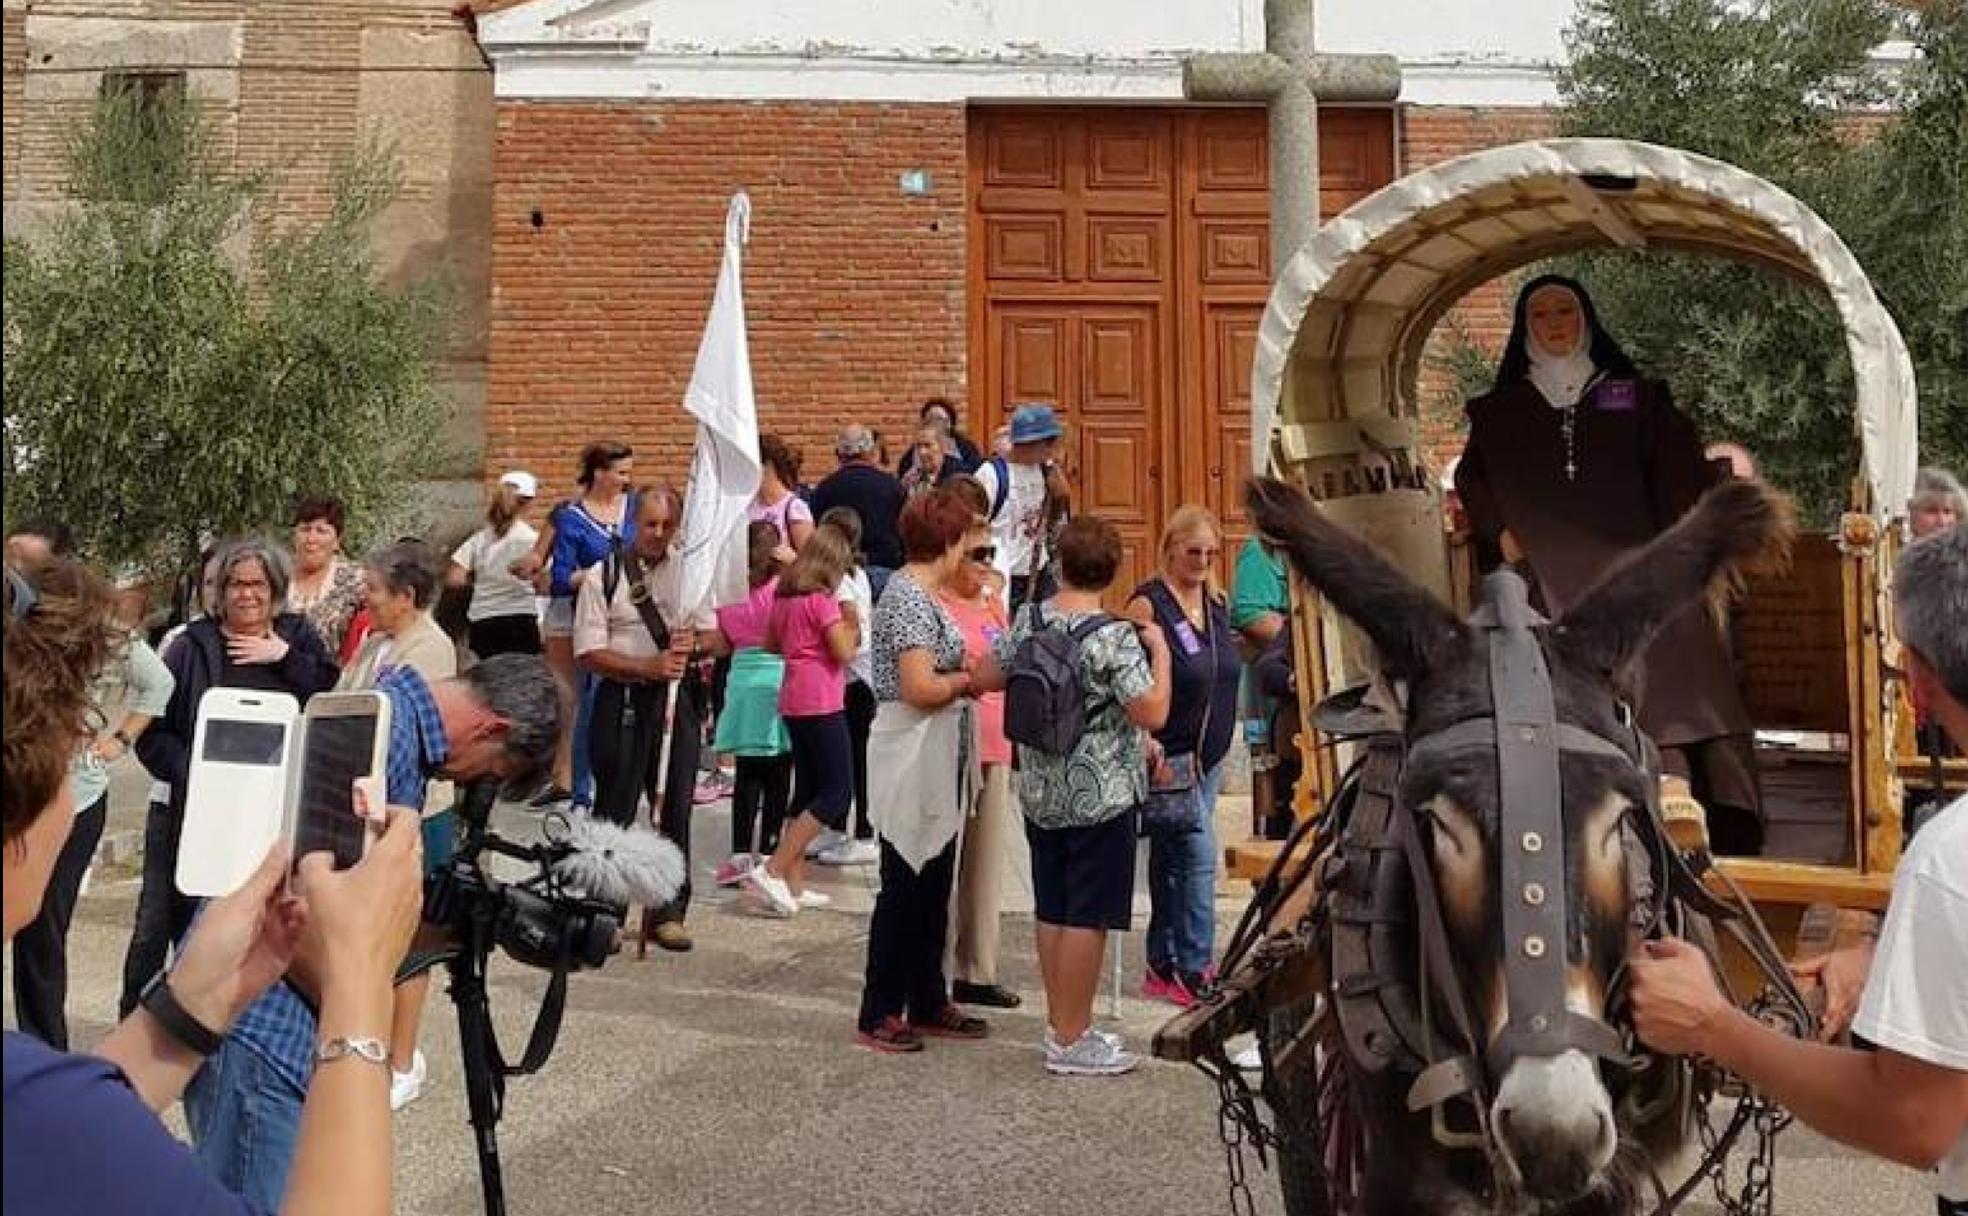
left=499, top=470, right=538, bottom=498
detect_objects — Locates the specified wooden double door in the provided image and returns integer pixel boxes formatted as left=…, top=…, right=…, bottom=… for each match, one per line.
left=967, top=105, right=1395, bottom=596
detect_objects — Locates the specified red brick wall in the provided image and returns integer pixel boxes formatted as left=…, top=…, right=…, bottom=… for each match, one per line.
left=2, top=7, right=24, bottom=201
left=1400, top=105, right=1562, bottom=472
left=486, top=101, right=968, bottom=496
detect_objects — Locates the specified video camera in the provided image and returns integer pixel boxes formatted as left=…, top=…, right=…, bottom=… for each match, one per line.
left=414, top=781, right=684, bottom=1216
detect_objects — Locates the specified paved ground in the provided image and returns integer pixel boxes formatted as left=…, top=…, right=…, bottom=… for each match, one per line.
left=7, top=758, right=1938, bottom=1215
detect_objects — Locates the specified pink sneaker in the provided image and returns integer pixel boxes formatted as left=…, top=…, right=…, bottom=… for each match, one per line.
left=1140, top=968, right=1198, bottom=1009
left=714, top=852, right=759, bottom=888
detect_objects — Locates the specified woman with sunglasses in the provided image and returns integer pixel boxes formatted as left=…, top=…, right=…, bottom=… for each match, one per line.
left=936, top=476, right=1020, bottom=1010
left=1124, top=506, right=1240, bottom=1007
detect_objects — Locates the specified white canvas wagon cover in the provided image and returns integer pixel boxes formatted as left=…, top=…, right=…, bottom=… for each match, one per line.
left=1253, top=137, right=1918, bottom=516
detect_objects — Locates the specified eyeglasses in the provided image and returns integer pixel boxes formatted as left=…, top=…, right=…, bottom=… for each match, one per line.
left=967, top=546, right=997, bottom=564
left=228, top=578, right=271, bottom=591
left=1181, top=546, right=1221, bottom=560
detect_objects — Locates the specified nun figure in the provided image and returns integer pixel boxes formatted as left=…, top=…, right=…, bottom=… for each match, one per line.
left=1455, top=274, right=1765, bottom=854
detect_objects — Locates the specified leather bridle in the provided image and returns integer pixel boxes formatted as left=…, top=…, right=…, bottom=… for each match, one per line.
left=1324, top=568, right=1672, bottom=1150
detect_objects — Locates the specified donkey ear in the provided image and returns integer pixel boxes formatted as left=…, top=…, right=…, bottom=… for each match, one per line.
left=1245, top=477, right=1466, bottom=679
left=1553, top=479, right=1793, bottom=678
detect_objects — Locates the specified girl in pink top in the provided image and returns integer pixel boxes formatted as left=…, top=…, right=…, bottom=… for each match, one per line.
left=746, top=525, right=860, bottom=916
left=712, top=523, right=792, bottom=883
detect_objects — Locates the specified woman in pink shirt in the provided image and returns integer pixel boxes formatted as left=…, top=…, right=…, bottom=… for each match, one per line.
left=746, top=525, right=860, bottom=916
left=938, top=474, right=1021, bottom=1010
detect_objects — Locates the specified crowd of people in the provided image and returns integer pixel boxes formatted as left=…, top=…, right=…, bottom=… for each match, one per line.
left=2, top=346, right=1963, bottom=1211
left=0, top=395, right=1264, bottom=1213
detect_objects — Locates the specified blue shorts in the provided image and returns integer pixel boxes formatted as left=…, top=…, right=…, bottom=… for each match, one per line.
left=785, top=711, right=853, bottom=831
left=1027, top=812, right=1137, bottom=931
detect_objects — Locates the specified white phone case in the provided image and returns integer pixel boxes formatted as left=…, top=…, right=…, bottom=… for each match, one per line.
left=176, top=689, right=301, bottom=898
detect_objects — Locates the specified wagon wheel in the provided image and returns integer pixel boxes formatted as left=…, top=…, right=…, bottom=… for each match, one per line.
left=1261, top=993, right=1359, bottom=1216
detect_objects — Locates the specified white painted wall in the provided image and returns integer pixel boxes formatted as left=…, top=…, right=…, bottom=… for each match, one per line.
left=479, top=0, right=1575, bottom=107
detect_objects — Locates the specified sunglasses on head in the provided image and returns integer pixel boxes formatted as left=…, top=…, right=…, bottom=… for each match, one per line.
left=967, top=545, right=997, bottom=564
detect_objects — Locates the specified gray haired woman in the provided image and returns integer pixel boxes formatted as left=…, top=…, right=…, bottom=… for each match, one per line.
left=1910, top=467, right=1967, bottom=540
left=134, top=538, right=338, bottom=905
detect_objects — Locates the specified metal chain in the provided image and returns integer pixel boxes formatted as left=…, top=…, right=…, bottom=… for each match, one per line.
left=1210, top=1048, right=1284, bottom=1216
left=1684, top=995, right=1795, bottom=1216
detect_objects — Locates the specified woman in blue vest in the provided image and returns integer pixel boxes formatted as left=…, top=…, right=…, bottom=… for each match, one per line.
left=1125, top=506, right=1241, bottom=1007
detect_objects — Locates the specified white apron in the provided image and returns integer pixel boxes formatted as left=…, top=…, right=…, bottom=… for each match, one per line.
left=867, top=698, right=977, bottom=873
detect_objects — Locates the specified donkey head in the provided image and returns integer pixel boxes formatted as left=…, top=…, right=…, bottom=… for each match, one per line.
left=1248, top=476, right=1789, bottom=1207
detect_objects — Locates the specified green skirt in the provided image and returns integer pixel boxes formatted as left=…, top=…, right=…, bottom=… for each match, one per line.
left=714, top=647, right=791, bottom=757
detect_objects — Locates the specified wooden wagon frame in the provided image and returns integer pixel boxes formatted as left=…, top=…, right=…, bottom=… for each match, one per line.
left=1229, top=136, right=1942, bottom=942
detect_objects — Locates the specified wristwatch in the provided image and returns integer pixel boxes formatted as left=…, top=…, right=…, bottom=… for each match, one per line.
left=139, top=971, right=225, bottom=1058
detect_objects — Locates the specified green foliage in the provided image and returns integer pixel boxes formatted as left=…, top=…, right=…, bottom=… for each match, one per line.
left=1552, top=0, right=1966, bottom=521
left=3, top=86, right=450, bottom=578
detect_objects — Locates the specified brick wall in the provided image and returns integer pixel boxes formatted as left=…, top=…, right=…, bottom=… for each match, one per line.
left=486, top=101, right=968, bottom=496
left=1, top=2, right=493, bottom=487
left=2, top=5, right=24, bottom=201
left=1400, top=105, right=1562, bottom=472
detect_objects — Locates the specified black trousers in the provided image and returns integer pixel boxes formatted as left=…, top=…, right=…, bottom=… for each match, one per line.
left=119, top=797, right=200, bottom=1017
left=731, top=755, right=792, bottom=855
left=845, top=680, right=877, bottom=839
left=14, top=794, right=108, bottom=1048
left=857, top=837, right=957, bottom=1032
left=590, top=675, right=702, bottom=923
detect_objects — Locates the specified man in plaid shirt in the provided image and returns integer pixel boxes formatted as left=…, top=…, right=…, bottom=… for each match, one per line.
left=182, top=654, right=560, bottom=1210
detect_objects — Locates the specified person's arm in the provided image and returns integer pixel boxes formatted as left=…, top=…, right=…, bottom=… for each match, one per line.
left=1256, top=629, right=1297, bottom=701
left=280, top=806, right=426, bottom=1216
left=95, top=845, right=305, bottom=1111
left=691, top=615, right=731, bottom=659
left=511, top=512, right=557, bottom=584
left=1631, top=937, right=1968, bottom=1171
left=824, top=618, right=859, bottom=665
left=898, top=647, right=968, bottom=710
left=133, top=641, right=196, bottom=788
left=572, top=581, right=673, bottom=683
left=90, top=636, right=173, bottom=764
left=1642, top=383, right=1715, bottom=529
left=1123, top=623, right=1172, bottom=731
left=1453, top=422, right=1511, bottom=571
left=786, top=500, right=815, bottom=553
left=277, top=625, right=340, bottom=697
left=446, top=534, right=477, bottom=591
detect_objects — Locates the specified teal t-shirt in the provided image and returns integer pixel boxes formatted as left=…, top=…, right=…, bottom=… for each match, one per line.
left=1229, top=537, right=1288, bottom=630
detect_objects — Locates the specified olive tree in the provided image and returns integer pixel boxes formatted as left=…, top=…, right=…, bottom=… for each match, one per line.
left=3, top=86, right=450, bottom=577
left=1552, top=0, right=1966, bottom=520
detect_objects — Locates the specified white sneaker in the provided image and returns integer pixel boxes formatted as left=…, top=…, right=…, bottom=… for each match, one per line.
left=1045, top=1030, right=1139, bottom=1077
left=796, top=888, right=833, bottom=909
left=742, top=863, right=799, bottom=918
left=1044, top=1026, right=1124, bottom=1061
left=389, top=1049, right=427, bottom=1111
left=816, top=838, right=880, bottom=867
left=804, top=830, right=847, bottom=860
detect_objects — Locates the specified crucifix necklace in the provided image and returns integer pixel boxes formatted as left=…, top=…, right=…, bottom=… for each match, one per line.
left=1560, top=404, right=1579, bottom=481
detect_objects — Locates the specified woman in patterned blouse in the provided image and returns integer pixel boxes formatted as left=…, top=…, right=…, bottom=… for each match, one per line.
left=286, top=495, right=365, bottom=661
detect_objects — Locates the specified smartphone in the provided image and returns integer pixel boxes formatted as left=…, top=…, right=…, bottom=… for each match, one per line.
left=290, top=691, right=391, bottom=873
left=178, top=689, right=300, bottom=898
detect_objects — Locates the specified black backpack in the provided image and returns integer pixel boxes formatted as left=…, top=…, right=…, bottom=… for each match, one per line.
left=1003, top=605, right=1122, bottom=756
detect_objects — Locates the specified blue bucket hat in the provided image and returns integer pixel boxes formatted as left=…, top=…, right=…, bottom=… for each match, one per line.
left=1007, top=403, right=1064, bottom=445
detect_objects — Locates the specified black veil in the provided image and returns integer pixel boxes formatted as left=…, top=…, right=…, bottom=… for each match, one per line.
left=1492, top=274, right=1638, bottom=389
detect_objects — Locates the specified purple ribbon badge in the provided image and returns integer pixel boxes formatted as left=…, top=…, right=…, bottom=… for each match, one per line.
left=1595, top=379, right=1639, bottom=412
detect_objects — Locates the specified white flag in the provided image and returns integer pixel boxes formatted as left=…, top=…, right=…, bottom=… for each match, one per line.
left=675, top=192, right=762, bottom=618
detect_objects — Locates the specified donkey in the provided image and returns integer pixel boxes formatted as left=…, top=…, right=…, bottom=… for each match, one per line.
left=1245, top=474, right=1791, bottom=1216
